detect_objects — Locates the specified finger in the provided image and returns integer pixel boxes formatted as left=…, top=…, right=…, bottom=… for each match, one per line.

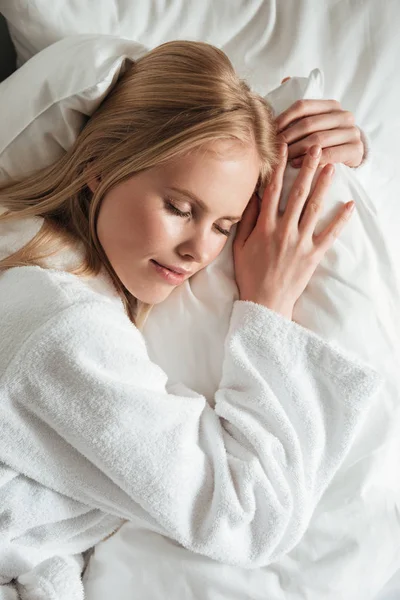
left=281, top=145, right=321, bottom=229
left=276, top=99, right=342, bottom=132
left=314, top=201, right=355, bottom=252
left=279, top=111, right=355, bottom=145
left=258, top=143, right=288, bottom=223
left=287, top=127, right=359, bottom=160
left=299, top=164, right=335, bottom=236
left=234, top=193, right=260, bottom=247
left=291, top=140, right=364, bottom=168
left=319, top=142, right=364, bottom=168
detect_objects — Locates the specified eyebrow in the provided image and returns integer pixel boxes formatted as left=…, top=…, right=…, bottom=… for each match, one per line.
left=168, top=186, right=242, bottom=222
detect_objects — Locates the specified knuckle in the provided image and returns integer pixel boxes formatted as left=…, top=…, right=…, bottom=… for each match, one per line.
left=259, top=215, right=275, bottom=230
left=302, top=166, right=316, bottom=179
left=323, top=147, right=333, bottom=162
left=310, top=132, right=323, bottom=146
left=297, top=235, right=310, bottom=253
left=299, top=243, right=317, bottom=266
left=263, top=220, right=275, bottom=235
left=293, top=184, right=306, bottom=198
left=304, top=160, right=318, bottom=172
left=302, top=116, right=314, bottom=133
left=306, top=251, right=318, bottom=267
left=356, top=140, right=364, bottom=154
left=267, top=182, right=280, bottom=195
left=332, top=215, right=348, bottom=236
left=277, top=220, right=292, bottom=240
left=344, top=111, right=355, bottom=125
left=295, top=99, right=306, bottom=111
left=307, top=200, right=320, bottom=215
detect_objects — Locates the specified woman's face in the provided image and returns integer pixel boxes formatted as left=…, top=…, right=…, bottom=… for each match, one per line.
left=93, top=140, right=260, bottom=304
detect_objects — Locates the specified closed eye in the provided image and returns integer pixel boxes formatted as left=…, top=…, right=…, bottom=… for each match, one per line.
left=164, top=200, right=231, bottom=237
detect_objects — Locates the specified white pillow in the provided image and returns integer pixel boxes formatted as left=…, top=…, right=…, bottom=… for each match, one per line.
left=0, top=0, right=250, bottom=67
left=85, top=73, right=400, bottom=600
left=0, top=35, right=147, bottom=182
left=1, top=0, right=399, bottom=113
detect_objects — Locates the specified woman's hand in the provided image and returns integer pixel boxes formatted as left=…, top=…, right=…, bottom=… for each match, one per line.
left=233, top=143, right=355, bottom=320
left=276, top=78, right=364, bottom=168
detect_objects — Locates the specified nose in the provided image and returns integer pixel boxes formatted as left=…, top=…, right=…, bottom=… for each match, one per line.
left=177, top=226, right=217, bottom=266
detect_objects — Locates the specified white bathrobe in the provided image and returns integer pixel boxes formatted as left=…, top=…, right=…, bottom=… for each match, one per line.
left=0, top=215, right=383, bottom=599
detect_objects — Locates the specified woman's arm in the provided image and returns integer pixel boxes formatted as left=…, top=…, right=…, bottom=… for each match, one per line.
left=2, top=295, right=382, bottom=569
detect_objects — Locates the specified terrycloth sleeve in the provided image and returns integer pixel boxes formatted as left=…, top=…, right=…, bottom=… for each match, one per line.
left=15, top=554, right=85, bottom=600
left=5, top=299, right=383, bottom=569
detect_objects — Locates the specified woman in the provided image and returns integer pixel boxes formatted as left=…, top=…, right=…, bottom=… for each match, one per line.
left=0, top=41, right=380, bottom=599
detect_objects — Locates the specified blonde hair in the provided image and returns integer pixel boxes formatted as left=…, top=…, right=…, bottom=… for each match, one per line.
left=0, top=40, right=278, bottom=329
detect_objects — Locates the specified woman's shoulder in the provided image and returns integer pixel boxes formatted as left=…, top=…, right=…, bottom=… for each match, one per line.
left=0, top=265, right=144, bottom=368
left=0, top=263, right=124, bottom=314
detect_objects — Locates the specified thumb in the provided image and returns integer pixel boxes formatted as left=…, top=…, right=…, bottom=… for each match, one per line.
left=234, top=193, right=260, bottom=247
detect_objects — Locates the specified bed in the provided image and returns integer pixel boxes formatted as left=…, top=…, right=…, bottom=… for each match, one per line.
left=0, top=2, right=400, bottom=598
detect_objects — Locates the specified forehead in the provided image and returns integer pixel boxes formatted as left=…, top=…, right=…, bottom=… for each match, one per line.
left=150, top=140, right=261, bottom=215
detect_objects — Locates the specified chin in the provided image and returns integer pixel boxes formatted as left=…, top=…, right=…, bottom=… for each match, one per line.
left=133, top=287, right=174, bottom=305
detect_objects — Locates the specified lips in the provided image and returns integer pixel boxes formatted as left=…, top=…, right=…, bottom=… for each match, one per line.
left=152, top=261, right=190, bottom=276
left=150, top=260, right=189, bottom=285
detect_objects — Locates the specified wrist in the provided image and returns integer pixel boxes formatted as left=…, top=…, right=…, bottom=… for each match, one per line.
left=240, top=296, right=293, bottom=320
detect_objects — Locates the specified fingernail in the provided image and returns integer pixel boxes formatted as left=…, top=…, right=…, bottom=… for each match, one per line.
left=291, top=159, right=301, bottom=168
left=310, top=145, right=321, bottom=158
left=280, top=143, right=288, bottom=156
left=347, top=201, right=355, bottom=212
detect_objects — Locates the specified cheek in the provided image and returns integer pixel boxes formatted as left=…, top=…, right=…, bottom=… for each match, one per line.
left=97, top=192, right=174, bottom=266
left=211, top=238, right=229, bottom=264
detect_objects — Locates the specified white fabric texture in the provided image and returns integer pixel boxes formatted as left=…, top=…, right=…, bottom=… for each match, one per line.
left=0, top=237, right=382, bottom=599
left=0, top=2, right=399, bottom=597
left=83, top=71, right=400, bottom=600
left=0, top=35, right=148, bottom=183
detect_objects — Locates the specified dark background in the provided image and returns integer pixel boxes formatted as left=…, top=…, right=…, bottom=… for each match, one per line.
left=0, top=13, right=16, bottom=83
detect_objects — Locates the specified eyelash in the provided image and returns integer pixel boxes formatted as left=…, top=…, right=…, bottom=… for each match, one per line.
left=164, top=200, right=231, bottom=237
